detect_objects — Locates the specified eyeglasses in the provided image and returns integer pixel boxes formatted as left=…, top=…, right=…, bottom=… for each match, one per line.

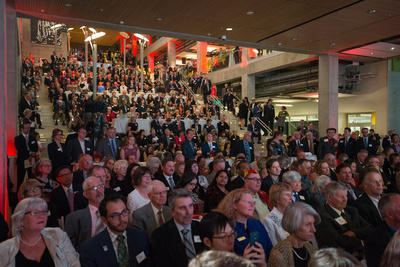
left=108, top=209, right=129, bottom=220
left=213, top=231, right=237, bottom=241
left=25, top=210, right=49, bottom=216
left=86, top=184, right=104, bottom=192
left=245, top=177, right=261, bottom=183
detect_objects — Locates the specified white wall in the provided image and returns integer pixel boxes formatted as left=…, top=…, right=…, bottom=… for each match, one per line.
left=21, top=18, right=68, bottom=62
left=280, top=60, right=388, bottom=135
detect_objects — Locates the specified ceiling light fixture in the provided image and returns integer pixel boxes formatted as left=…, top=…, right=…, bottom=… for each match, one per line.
left=278, top=42, right=282, bottom=46
left=367, top=9, right=376, bottom=14
left=246, top=11, right=254, bottom=15
left=226, top=27, right=233, bottom=31
left=391, top=47, right=395, bottom=51
left=99, top=8, right=104, bottom=12
left=330, top=42, right=336, bottom=47
left=84, top=32, right=106, bottom=42
left=65, top=3, right=72, bottom=7
left=156, top=17, right=163, bottom=21
left=40, top=9, right=45, bottom=13
left=120, top=20, right=125, bottom=24
left=291, top=37, right=297, bottom=41
left=370, top=52, right=374, bottom=55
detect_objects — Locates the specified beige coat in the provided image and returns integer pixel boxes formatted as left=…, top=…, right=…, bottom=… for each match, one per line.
left=268, top=238, right=315, bottom=267
left=0, top=227, right=80, bottom=267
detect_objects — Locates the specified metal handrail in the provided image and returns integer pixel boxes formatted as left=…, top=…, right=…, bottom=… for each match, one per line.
left=255, top=117, right=273, bottom=136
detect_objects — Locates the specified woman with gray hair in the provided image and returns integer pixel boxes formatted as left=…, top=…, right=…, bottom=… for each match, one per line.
left=309, top=175, right=331, bottom=212
left=268, top=202, right=321, bottom=267
left=308, top=248, right=361, bottom=267
left=146, top=156, right=161, bottom=178
left=0, top=197, right=79, bottom=266
left=282, top=171, right=305, bottom=202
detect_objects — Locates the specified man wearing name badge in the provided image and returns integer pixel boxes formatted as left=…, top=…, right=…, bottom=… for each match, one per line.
left=336, top=163, right=361, bottom=206
left=151, top=189, right=205, bottom=267
left=315, top=182, right=372, bottom=255
left=182, top=129, right=197, bottom=160
left=338, top=127, right=357, bottom=159
left=288, top=131, right=304, bottom=157
left=80, top=193, right=151, bottom=267
left=96, top=127, right=121, bottom=160
left=318, top=128, right=338, bottom=160
left=65, top=176, right=105, bottom=250
left=154, top=158, right=179, bottom=190
left=356, top=127, right=378, bottom=155
left=65, top=127, right=93, bottom=164
left=231, top=131, right=255, bottom=163
left=201, top=133, right=218, bottom=157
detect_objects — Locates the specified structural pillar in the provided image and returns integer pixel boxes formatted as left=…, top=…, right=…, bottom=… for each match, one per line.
left=318, top=54, right=339, bottom=132
left=241, top=47, right=249, bottom=67
left=197, top=41, right=207, bottom=74
left=387, top=59, right=400, bottom=132
left=167, top=40, right=176, bottom=68
left=241, top=74, right=255, bottom=100
left=148, top=53, right=154, bottom=73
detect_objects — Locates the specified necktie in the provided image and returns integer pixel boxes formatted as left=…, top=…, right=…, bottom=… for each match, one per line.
left=116, top=235, right=129, bottom=267
left=94, top=210, right=104, bottom=236
left=168, top=176, right=175, bottom=189
left=111, top=139, right=117, bottom=159
left=309, top=140, right=314, bottom=154
left=364, top=138, right=368, bottom=149
left=157, top=210, right=164, bottom=227
left=340, top=211, right=350, bottom=223
left=181, top=229, right=196, bottom=260
left=24, top=135, right=29, bottom=150
left=67, top=188, right=74, bottom=212
left=244, top=142, right=251, bottom=162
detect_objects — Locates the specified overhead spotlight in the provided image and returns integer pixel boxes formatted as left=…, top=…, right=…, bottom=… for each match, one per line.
left=65, top=3, right=72, bottom=7
left=278, top=42, right=282, bottom=46
left=246, top=11, right=255, bottom=15
left=99, top=8, right=104, bottom=12
left=391, top=47, right=395, bottom=51
left=156, top=17, right=163, bottom=21
left=89, top=28, right=97, bottom=33
left=50, top=24, right=63, bottom=30
left=291, top=37, right=297, bottom=41
left=134, top=33, right=149, bottom=42
left=120, top=20, right=125, bottom=24
left=67, top=27, right=74, bottom=31
left=370, top=52, right=374, bottom=55
left=207, top=33, right=212, bottom=36
left=84, top=32, right=106, bottom=42
left=330, top=42, right=336, bottom=47
left=226, top=27, right=233, bottom=31
left=367, top=9, right=376, bottom=14
left=40, top=9, right=45, bottom=13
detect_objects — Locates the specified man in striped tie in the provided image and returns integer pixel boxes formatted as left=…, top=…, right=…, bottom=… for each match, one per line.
left=151, top=189, right=205, bottom=267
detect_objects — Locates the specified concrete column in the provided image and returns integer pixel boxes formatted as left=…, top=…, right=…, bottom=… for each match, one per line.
left=197, top=41, right=207, bottom=74
left=228, top=49, right=234, bottom=67
left=167, top=40, right=176, bottom=68
left=241, top=47, right=249, bottom=67
left=241, top=74, right=255, bottom=100
left=318, top=54, right=339, bottom=132
left=387, top=59, right=400, bottom=132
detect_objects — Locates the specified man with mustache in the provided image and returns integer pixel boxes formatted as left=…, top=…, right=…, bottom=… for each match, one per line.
left=80, top=193, right=151, bottom=267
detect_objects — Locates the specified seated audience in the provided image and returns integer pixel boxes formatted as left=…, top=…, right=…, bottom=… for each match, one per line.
left=309, top=248, right=361, bottom=267
left=204, top=169, right=230, bottom=212
left=243, top=169, right=271, bottom=219
left=127, top=166, right=152, bottom=214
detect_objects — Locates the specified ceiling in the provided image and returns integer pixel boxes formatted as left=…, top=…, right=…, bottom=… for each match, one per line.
left=10, top=0, right=400, bottom=56
left=68, top=27, right=121, bottom=47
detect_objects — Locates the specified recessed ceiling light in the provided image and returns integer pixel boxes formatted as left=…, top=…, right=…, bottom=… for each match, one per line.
left=99, top=8, right=104, bottom=12
left=120, top=20, right=125, bottom=24
left=330, top=42, right=336, bottom=47
left=207, top=33, right=212, bottom=36
left=65, top=3, right=72, bottom=7
left=370, top=52, right=374, bottom=55
left=40, top=9, right=45, bottom=13
left=367, top=9, right=376, bottom=14
left=226, top=27, right=233, bottom=31
left=246, top=11, right=255, bottom=15
left=278, top=42, right=282, bottom=46
left=156, top=17, right=163, bottom=21
left=391, top=47, right=395, bottom=51
left=291, top=37, right=297, bottom=41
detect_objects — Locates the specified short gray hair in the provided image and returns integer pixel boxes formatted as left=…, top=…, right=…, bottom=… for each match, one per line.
left=82, top=176, right=99, bottom=191
left=282, top=202, right=321, bottom=234
left=311, top=175, right=331, bottom=195
left=323, top=182, right=347, bottom=198
left=282, top=171, right=301, bottom=184
left=189, top=250, right=255, bottom=267
left=309, top=248, right=360, bottom=267
left=168, top=188, right=192, bottom=209
left=113, top=159, right=128, bottom=172
left=378, top=193, right=400, bottom=219
left=147, top=156, right=161, bottom=169
left=11, top=197, right=47, bottom=237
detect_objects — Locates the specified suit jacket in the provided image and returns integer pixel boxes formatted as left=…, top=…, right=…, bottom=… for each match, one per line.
left=227, top=176, right=245, bottom=191
left=65, top=206, right=93, bottom=250
left=80, top=227, right=151, bottom=267
left=353, top=193, right=382, bottom=227
left=356, top=136, right=378, bottom=155
left=182, top=140, right=196, bottom=160
left=160, top=134, right=175, bottom=148
left=19, top=98, right=34, bottom=117
left=201, top=142, right=218, bottom=157
left=315, top=204, right=371, bottom=253
left=365, top=222, right=396, bottom=267
left=47, top=142, right=68, bottom=171
left=151, top=120, right=163, bottom=136
left=154, top=172, right=179, bottom=190
left=171, top=120, right=185, bottom=135
left=151, top=219, right=205, bottom=267
left=338, top=137, right=357, bottom=159
left=131, top=203, right=172, bottom=238
left=50, top=185, right=88, bottom=219
left=301, top=138, right=316, bottom=154
left=96, top=137, right=121, bottom=160
left=317, top=137, right=337, bottom=160
left=247, top=123, right=260, bottom=134
left=65, top=138, right=94, bottom=163
left=288, top=139, right=305, bottom=157
left=14, top=134, right=38, bottom=163
left=231, top=140, right=255, bottom=162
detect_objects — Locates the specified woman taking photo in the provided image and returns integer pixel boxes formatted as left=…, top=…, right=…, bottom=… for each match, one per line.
left=268, top=202, right=320, bottom=267
left=0, top=197, right=79, bottom=266
left=204, top=169, right=230, bottom=212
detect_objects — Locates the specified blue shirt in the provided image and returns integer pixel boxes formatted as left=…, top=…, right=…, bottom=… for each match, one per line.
left=234, top=218, right=273, bottom=261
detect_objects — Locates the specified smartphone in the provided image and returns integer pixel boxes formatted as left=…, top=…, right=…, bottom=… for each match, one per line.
left=249, top=232, right=259, bottom=247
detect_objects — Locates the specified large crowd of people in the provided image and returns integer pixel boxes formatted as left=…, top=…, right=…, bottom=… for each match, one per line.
left=1, top=50, right=400, bottom=267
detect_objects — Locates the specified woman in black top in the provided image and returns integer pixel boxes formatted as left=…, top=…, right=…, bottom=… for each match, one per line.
left=47, top=129, right=68, bottom=177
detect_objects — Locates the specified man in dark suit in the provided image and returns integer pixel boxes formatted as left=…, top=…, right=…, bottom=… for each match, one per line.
left=338, top=127, right=357, bottom=159
left=160, top=128, right=175, bottom=148
left=65, top=127, right=93, bottom=164
left=318, top=128, right=338, bottom=160
left=96, top=127, right=121, bottom=160
left=182, top=129, right=196, bottom=160
left=200, top=76, right=211, bottom=101
left=14, top=120, right=39, bottom=188
left=151, top=115, right=163, bottom=136
left=151, top=189, right=205, bottom=267
left=288, top=131, right=304, bottom=157
left=247, top=117, right=261, bottom=144
left=315, top=182, right=372, bottom=254
left=154, top=158, right=179, bottom=190
left=19, top=91, right=42, bottom=128
left=227, top=160, right=250, bottom=191
left=132, top=180, right=172, bottom=238
left=50, top=165, right=88, bottom=220
left=366, top=193, right=400, bottom=267
left=201, top=133, right=218, bottom=158
left=171, top=114, right=185, bottom=136
left=231, top=131, right=255, bottom=163
left=353, top=169, right=383, bottom=227
left=356, top=127, right=378, bottom=155
left=336, top=163, right=361, bottom=206
left=217, top=116, right=230, bottom=136
left=302, top=131, right=316, bottom=155
left=80, top=193, right=151, bottom=267
left=65, top=176, right=105, bottom=250
left=262, top=99, right=275, bottom=132
left=72, top=154, right=94, bottom=192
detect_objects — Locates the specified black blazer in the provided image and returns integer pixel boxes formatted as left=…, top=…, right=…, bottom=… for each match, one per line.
left=288, top=139, right=305, bottom=157
left=301, top=139, right=315, bottom=153
left=151, top=219, right=205, bottom=267
left=356, top=136, right=378, bottom=155
left=337, top=137, right=357, bottom=159
left=353, top=193, right=382, bottom=227
left=231, top=140, right=255, bottom=162
left=365, top=222, right=396, bottom=267
left=65, top=138, right=94, bottom=163
left=50, top=185, right=87, bottom=219
left=14, top=134, right=38, bottom=163
left=80, top=227, right=151, bottom=267
left=315, top=204, right=371, bottom=253
left=317, top=137, right=337, bottom=160
left=47, top=142, right=68, bottom=171
left=227, top=176, right=245, bottom=191
left=154, top=172, right=179, bottom=190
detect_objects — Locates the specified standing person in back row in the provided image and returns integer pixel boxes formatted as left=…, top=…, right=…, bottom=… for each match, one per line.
left=318, top=128, right=338, bottom=160
left=262, top=99, right=275, bottom=135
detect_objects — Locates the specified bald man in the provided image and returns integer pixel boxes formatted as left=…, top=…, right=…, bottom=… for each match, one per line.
left=131, top=180, right=172, bottom=237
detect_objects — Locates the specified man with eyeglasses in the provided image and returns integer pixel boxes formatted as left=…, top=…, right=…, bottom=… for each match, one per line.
left=324, top=153, right=338, bottom=181
left=73, top=154, right=94, bottom=188
left=243, top=169, right=271, bottom=220
left=199, top=211, right=267, bottom=267
left=132, top=180, right=172, bottom=238
left=80, top=193, right=151, bottom=267
left=65, top=176, right=105, bottom=249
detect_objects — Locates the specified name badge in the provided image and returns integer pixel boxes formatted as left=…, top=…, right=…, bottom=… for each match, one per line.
left=57, top=148, right=62, bottom=152
left=335, top=216, right=347, bottom=225
left=237, top=236, right=246, bottom=242
left=114, top=186, right=121, bottom=192
left=249, top=147, right=252, bottom=150
left=102, top=245, right=108, bottom=252
left=369, top=144, right=372, bottom=147
left=136, top=251, right=146, bottom=263
left=194, top=235, right=201, bottom=243
left=31, top=141, right=35, bottom=144
left=324, top=139, right=328, bottom=142
left=299, top=195, right=305, bottom=200
left=340, top=140, right=344, bottom=143
left=87, top=147, right=90, bottom=151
